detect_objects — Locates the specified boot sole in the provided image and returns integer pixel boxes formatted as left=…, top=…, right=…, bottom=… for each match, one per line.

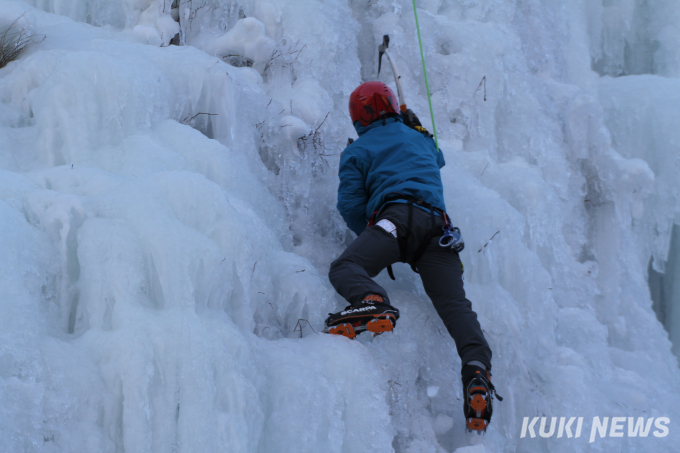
left=466, top=386, right=489, bottom=433
left=327, top=323, right=358, bottom=339
left=366, top=315, right=395, bottom=333
left=466, top=418, right=488, bottom=432
left=326, top=314, right=396, bottom=339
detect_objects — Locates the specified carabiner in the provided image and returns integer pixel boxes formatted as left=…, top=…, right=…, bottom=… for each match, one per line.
left=439, top=225, right=465, bottom=252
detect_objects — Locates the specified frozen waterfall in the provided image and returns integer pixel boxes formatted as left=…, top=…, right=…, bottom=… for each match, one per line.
left=1, top=0, right=679, bottom=452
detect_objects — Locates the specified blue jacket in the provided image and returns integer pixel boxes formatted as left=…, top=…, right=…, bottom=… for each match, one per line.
left=337, top=116, right=446, bottom=236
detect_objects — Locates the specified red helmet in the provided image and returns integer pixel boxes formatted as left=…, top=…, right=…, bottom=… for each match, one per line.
left=349, top=81, right=400, bottom=127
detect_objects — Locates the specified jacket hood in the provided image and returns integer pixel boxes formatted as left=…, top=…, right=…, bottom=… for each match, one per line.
left=353, top=115, right=404, bottom=136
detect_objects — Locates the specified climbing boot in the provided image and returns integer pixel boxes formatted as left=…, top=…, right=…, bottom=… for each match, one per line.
left=462, top=364, right=502, bottom=433
left=324, top=295, right=399, bottom=339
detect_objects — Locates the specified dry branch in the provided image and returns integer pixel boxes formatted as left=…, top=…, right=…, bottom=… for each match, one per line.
left=0, top=14, right=45, bottom=69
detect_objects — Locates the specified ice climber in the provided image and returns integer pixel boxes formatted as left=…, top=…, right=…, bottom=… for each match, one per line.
left=325, top=81, right=501, bottom=432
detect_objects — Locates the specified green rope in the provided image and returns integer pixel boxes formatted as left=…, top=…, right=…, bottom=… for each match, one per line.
left=411, top=0, right=439, bottom=150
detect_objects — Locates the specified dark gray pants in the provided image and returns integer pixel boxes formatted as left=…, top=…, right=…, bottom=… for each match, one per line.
left=329, top=204, right=492, bottom=370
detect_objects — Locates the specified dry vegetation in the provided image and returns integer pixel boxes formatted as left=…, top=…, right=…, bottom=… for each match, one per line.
left=0, top=15, right=43, bottom=69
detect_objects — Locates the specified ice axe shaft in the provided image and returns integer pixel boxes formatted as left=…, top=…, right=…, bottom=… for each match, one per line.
left=378, top=35, right=406, bottom=112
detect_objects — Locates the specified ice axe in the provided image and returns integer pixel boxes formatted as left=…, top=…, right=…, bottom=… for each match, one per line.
left=380, top=3, right=440, bottom=150
left=378, top=35, right=407, bottom=114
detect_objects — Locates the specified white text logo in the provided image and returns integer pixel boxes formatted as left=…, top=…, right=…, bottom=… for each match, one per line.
left=520, top=417, right=670, bottom=442
left=341, top=306, right=376, bottom=315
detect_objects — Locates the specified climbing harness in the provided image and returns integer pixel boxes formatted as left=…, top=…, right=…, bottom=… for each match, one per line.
left=370, top=193, right=464, bottom=279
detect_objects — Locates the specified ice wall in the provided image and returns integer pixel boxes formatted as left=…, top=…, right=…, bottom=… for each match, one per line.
left=1, top=0, right=680, bottom=452
left=588, top=0, right=680, bottom=77
left=649, top=224, right=680, bottom=359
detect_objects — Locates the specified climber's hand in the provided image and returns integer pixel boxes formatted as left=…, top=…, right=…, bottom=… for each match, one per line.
left=402, top=109, right=422, bottom=129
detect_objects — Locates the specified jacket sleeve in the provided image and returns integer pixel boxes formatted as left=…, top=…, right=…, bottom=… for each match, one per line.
left=424, top=135, right=446, bottom=169
left=337, top=149, right=369, bottom=236
left=436, top=147, right=446, bottom=169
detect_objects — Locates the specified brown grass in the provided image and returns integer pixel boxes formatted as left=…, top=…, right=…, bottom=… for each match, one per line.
left=0, top=14, right=43, bottom=70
